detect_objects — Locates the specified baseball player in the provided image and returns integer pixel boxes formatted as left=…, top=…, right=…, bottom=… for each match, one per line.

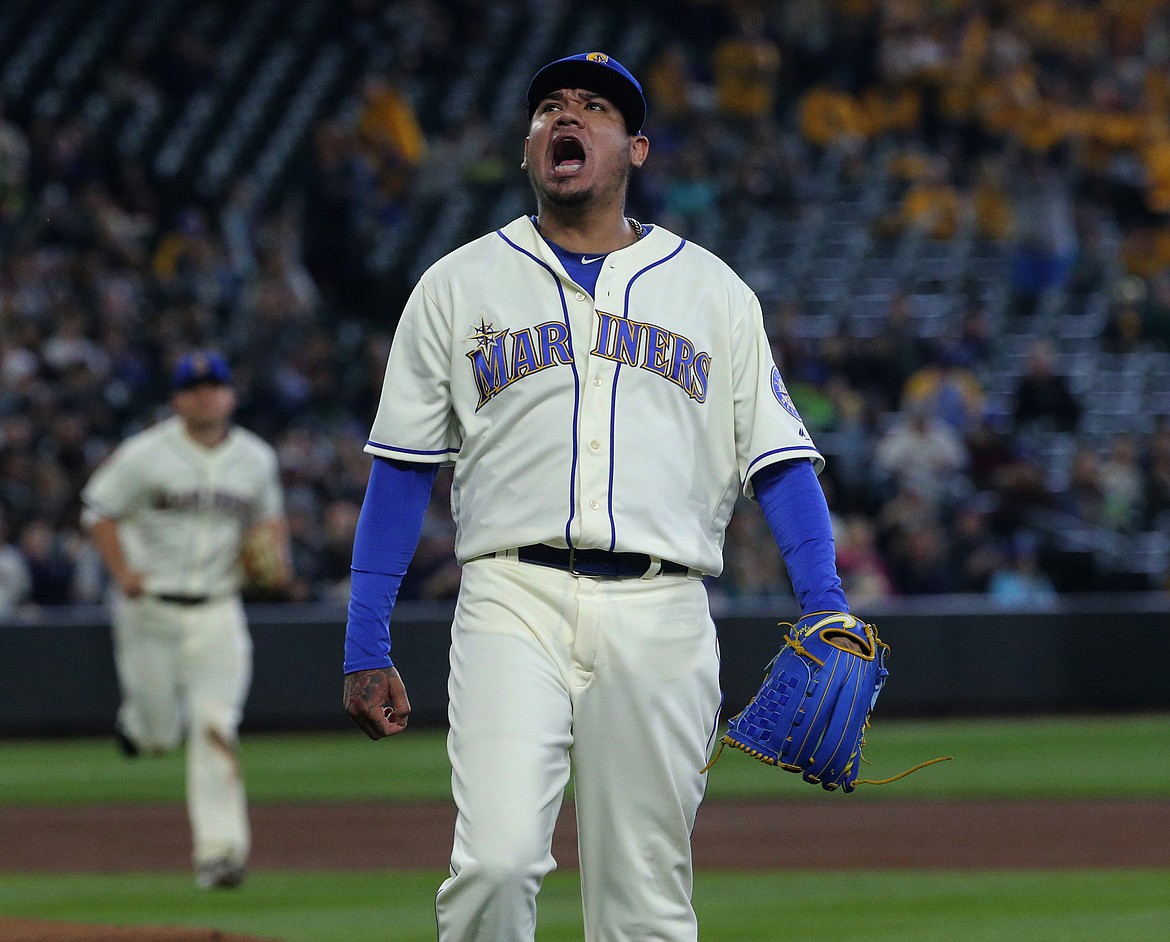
left=343, top=53, right=857, bottom=941
left=82, top=351, right=291, bottom=890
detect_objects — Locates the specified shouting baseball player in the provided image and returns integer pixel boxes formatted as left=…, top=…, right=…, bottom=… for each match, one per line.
left=343, top=53, right=867, bottom=940
left=82, top=351, right=291, bottom=890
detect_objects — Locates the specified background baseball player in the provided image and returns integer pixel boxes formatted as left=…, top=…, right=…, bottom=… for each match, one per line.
left=343, top=53, right=863, bottom=940
left=82, top=350, right=291, bottom=890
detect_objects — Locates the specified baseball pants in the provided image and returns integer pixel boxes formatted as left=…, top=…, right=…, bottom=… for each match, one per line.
left=435, top=555, right=723, bottom=942
left=111, top=594, right=252, bottom=869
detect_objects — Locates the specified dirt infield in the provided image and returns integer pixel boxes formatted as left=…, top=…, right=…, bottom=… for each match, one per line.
left=0, top=920, right=281, bottom=942
left=5, top=798, right=1170, bottom=874
left=3, top=798, right=1170, bottom=941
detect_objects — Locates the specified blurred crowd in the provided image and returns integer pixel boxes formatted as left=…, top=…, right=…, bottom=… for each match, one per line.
left=3, top=0, right=1170, bottom=616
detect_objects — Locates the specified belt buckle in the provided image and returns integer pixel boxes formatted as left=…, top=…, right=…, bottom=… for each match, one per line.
left=567, top=547, right=602, bottom=577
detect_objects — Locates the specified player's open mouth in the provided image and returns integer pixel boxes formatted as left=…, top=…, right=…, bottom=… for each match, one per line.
left=552, top=136, right=586, bottom=175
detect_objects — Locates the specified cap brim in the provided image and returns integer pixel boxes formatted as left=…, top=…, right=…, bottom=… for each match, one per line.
left=174, top=376, right=231, bottom=390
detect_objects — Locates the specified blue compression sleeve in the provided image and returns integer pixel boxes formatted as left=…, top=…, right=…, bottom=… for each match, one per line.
left=752, top=459, right=849, bottom=614
left=343, top=457, right=438, bottom=673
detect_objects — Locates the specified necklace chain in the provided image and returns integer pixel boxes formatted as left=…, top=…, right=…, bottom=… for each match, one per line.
left=532, top=214, right=643, bottom=242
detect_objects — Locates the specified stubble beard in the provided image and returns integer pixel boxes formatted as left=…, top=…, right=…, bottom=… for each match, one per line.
left=527, top=164, right=592, bottom=210
left=527, top=139, right=631, bottom=214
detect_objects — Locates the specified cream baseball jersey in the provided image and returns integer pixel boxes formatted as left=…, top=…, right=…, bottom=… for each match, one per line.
left=366, top=216, right=821, bottom=576
left=82, top=416, right=284, bottom=597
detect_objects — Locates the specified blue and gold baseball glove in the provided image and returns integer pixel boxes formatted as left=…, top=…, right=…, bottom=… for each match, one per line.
left=717, top=612, right=889, bottom=792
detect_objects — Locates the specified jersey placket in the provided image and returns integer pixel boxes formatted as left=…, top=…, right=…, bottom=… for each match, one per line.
left=572, top=289, right=617, bottom=551
left=189, top=453, right=216, bottom=597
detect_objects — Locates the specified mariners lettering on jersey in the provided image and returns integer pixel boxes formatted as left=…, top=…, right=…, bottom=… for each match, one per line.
left=467, top=318, right=573, bottom=410
left=591, top=310, right=711, bottom=402
left=152, top=490, right=252, bottom=515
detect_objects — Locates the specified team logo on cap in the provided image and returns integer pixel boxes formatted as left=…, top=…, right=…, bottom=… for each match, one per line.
left=771, top=366, right=802, bottom=420
left=190, top=353, right=211, bottom=378
left=586, top=52, right=609, bottom=63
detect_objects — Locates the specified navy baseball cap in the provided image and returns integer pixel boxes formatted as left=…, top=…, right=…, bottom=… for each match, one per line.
left=526, top=52, right=646, bottom=134
left=172, top=351, right=232, bottom=390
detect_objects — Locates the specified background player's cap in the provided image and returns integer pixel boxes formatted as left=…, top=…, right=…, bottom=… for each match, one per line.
left=525, top=52, right=646, bottom=134
left=172, top=350, right=232, bottom=390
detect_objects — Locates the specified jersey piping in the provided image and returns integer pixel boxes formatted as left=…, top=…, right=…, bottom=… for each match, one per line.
left=744, top=445, right=820, bottom=484
left=364, top=441, right=458, bottom=460
left=606, top=236, right=688, bottom=551
left=496, top=228, right=584, bottom=549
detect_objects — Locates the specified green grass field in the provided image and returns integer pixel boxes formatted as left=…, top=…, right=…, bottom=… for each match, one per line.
left=2, top=869, right=1168, bottom=942
left=2, top=714, right=1169, bottom=941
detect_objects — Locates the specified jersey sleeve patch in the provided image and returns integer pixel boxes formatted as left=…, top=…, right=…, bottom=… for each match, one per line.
left=770, top=365, right=803, bottom=421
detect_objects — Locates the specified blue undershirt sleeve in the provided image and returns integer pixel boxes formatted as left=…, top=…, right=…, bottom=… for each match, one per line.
left=343, top=456, right=438, bottom=673
left=752, top=458, right=849, bottom=615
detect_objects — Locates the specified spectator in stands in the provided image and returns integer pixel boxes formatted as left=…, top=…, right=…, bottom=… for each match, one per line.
left=1143, top=443, right=1170, bottom=531
left=901, top=345, right=986, bottom=433
left=986, top=451, right=1054, bottom=536
left=848, top=290, right=931, bottom=412
left=988, top=532, right=1058, bottom=607
left=820, top=381, right=877, bottom=512
left=1058, top=446, right=1106, bottom=525
left=0, top=509, right=31, bottom=614
left=1140, top=268, right=1170, bottom=351
left=714, top=500, right=788, bottom=599
left=873, top=399, right=969, bottom=507
left=396, top=468, right=461, bottom=602
left=971, top=153, right=1014, bottom=244
left=357, top=71, right=427, bottom=204
left=1099, top=432, right=1145, bottom=533
left=1006, top=151, right=1078, bottom=317
left=661, top=143, right=719, bottom=237
left=151, top=206, right=224, bottom=308
left=17, top=517, right=77, bottom=606
left=798, top=74, right=871, bottom=150
left=1101, top=279, right=1148, bottom=355
left=937, top=298, right=995, bottom=368
left=888, top=522, right=958, bottom=595
left=833, top=514, right=894, bottom=606
left=876, top=152, right=963, bottom=241
left=0, top=94, right=30, bottom=253
left=644, top=41, right=705, bottom=127
left=282, top=493, right=323, bottom=603
left=721, top=119, right=804, bottom=224
left=1011, top=339, right=1082, bottom=434
left=711, top=3, right=783, bottom=123
left=948, top=498, right=1005, bottom=594
left=963, top=412, right=1019, bottom=489
left=316, top=497, right=362, bottom=600
left=300, top=120, right=379, bottom=308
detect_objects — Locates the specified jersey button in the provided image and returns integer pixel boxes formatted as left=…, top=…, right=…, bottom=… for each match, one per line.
left=575, top=292, right=586, bottom=301
left=592, top=377, right=602, bottom=386
left=589, top=499, right=599, bottom=510
left=590, top=440, right=600, bottom=450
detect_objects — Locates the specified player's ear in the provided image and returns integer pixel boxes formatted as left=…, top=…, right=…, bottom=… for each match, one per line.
left=630, top=134, right=649, bottom=169
left=521, top=138, right=529, bottom=170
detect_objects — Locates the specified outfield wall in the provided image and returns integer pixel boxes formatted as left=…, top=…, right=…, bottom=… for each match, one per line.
left=1, top=594, right=1167, bottom=736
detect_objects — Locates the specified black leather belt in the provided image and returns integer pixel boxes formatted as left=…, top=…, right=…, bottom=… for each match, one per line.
left=516, top=544, right=689, bottom=578
left=152, top=593, right=210, bottom=606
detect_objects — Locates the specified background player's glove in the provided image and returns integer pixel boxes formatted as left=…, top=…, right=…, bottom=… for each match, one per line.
left=240, top=526, right=290, bottom=598
left=720, top=612, right=888, bottom=792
